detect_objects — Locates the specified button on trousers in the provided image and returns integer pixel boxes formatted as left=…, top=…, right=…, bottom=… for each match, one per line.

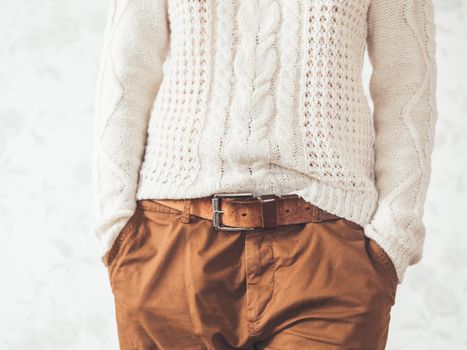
left=105, top=199, right=398, bottom=350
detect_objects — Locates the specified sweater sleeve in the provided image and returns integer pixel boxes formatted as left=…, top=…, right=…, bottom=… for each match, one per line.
left=364, top=0, right=438, bottom=283
left=92, top=0, right=170, bottom=265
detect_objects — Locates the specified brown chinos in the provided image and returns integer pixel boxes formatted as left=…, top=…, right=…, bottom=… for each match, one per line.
left=105, top=199, right=398, bottom=349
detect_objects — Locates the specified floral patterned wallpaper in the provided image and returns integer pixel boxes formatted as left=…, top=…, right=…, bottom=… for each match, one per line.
left=0, top=1, right=465, bottom=349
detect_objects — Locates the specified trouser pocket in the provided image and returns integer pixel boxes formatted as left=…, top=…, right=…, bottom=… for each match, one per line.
left=104, top=208, right=141, bottom=268
left=338, top=218, right=398, bottom=297
left=365, top=237, right=399, bottom=291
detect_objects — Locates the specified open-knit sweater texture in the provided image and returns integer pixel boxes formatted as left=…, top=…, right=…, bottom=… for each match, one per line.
left=92, top=0, right=438, bottom=284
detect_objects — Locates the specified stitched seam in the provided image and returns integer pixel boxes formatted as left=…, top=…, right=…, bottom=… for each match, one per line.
left=106, top=223, right=130, bottom=267
left=249, top=239, right=276, bottom=335
left=138, top=200, right=184, bottom=214
left=371, top=240, right=398, bottom=287
left=106, top=209, right=139, bottom=267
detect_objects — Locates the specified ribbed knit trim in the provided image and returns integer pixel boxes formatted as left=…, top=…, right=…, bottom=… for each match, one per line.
left=136, top=174, right=377, bottom=226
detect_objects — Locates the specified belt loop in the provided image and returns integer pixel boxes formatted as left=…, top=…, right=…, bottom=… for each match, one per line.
left=180, top=199, right=192, bottom=223
left=311, top=205, right=320, bottom=222
left=259, top=194, right=278, bottom=228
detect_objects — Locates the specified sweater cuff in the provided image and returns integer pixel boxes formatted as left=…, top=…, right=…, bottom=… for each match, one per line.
left=363, top=218, right=424, bottom=284
left=92, top=207, right=136, bottom=266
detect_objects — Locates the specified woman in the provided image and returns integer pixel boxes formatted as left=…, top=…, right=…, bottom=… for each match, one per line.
left=93, top=0, right=437, bottom=349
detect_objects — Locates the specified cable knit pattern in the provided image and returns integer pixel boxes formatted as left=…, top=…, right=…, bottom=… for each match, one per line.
left=274, top=0, right=301, bottom=163
left=362, top=0, right=438, bottom=283
left=93, top=0, right=438, bottom=284
left=225, top=0, right=280, bottom=175
left=92, top=0, right=170, bottom=263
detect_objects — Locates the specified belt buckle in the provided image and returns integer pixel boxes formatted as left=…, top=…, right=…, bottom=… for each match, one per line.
left=212, top=193, right=258, bottom=231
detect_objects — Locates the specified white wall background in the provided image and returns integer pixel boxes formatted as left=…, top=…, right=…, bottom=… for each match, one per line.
left=0, top=1, right=465, bottom=349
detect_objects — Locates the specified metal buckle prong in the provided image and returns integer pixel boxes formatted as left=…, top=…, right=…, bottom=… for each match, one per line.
left=212, top=193, right=258, bottom=231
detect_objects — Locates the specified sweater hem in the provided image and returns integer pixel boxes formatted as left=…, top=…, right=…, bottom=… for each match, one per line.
left=135, top=176, right=378, bottom=227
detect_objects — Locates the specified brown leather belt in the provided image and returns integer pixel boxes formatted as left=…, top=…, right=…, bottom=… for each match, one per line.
left=145, top=193, right=342, bottom=231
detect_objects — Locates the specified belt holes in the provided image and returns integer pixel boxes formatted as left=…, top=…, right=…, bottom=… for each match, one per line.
left=306, top=207, right=311, bottom=210
left=285, top=209, right=290, bottom=213
left=241, top=213, right=247, bottom=217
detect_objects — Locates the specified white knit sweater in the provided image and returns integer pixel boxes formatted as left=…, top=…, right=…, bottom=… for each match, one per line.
left=92, top=0, right=437, bottom=284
